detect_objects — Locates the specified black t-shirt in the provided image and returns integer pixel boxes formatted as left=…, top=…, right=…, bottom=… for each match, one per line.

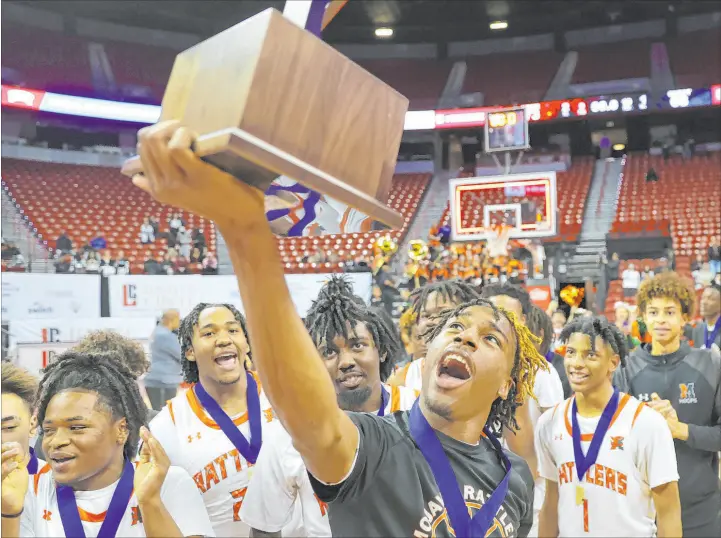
left=310, top=411, right=534, bottom=537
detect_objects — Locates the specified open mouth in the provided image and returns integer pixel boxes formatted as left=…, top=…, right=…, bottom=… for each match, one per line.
left=568, top=371, right=589, bottom=384
left=214, top=351, right=239, bottom=371
left=435, top=351, right=472, bottom=389
left=338, top=373, right=365, bottom=389
left=50, top=455, right=76, bottom=471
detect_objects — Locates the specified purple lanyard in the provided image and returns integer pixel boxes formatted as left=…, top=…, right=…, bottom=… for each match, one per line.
left=704, top=317, right=721, bottom=349
left=27, top=447, right=39, bottom=475
left=408, top=400, right=511, bottom=537
left=194, top=372, right=263, bottom=463
left=377, top=386, right=389, bottom=417
left=571, top=390, right=619, bottom=482
left=57, top=459, right=134, bottom=538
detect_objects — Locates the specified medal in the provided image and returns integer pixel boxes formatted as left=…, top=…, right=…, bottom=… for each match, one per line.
left=57, top=459, right=134, bottom=538
left=195, top=371, right=263, bottom=463
left=409, top=400, right=512, bottom=537
left=377, top=385, right=389, bottom=417
left=575, top=485, right=585, bottom=506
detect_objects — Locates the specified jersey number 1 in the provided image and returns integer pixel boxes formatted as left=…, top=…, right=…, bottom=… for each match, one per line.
left=582, top=498, right=589, bottom=532
left=231, top=487, right=248, bottom=522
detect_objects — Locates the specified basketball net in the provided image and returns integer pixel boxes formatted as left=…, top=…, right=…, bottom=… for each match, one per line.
left=487, top=224, right=512, bottom=259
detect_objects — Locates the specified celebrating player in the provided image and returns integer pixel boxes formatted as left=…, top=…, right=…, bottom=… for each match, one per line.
left=527, top=304, right=571, bottom=398
left=537, top=316, right=681, bottom=537
left=241, top=276, right=415, bottom=536
left=615, top=272, right=721, bottom=537
left=388, top=279, right=479, bottom=391
left=2, top=364, right=42, bottom=480
left=149, top=303, right=276, bottom=536
left=2, top=350, right=213, bottom=537
left=131, top=121, right=548, bottom=537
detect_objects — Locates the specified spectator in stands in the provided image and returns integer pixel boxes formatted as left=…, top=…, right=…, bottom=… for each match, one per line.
left=55, top=230, right=73, bottom=253
left=89, top=229, right=106, bottom=251
left=202, top=251, right=218, bottom=275
left=115, top=250, right=130, bottom=275
left=708, top=237, right=721, bottom=276
left=140, top=217, right=155, bottom=244
left=692, top=262, right=714, bottom=290
left=73, top=251, right=85, bottom=273
left=149, top=215, right=160, bottom=237
left=143, top=250, right=162, bottom=275
left=177, top=225, right=192, bottom=258
left=622, top=262, right=641, bottom=297
left=692, top=284, right=721, bottom=351
left=691, top=252, right=706, bottom=273
left=645, top=167, right=659, bottom=182
left=606, top=251, right=620, bottom=281
left=192, top=227, right=206, bottom=251
left=168, top=211, right=183, bottom=239
left=190, top=247, right=203, bottom=263
left=551, top=309, right=567, bottom=351
left=145, top=309, right=182, bottom=411
left=640, top=264, right=655, bottom=282
left=1, top=241, right=20, bottom=261
left=160, top=253, right=174, bottom=275
left=174, top=254, right=190, bottom=275
left=100, top=251, right=116, bottom=276
left=54, top=252, right=73, bottom=274
left=614, top=302, right=632, bottom=334
left=84, top=251, right=100, bottom=274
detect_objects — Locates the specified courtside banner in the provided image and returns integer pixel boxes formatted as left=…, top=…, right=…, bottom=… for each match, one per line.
left=108, top=273, right=372, bottom=318
left=8, top=317, right=157, bottom=347
left=1, top=273, right=101, bottom=320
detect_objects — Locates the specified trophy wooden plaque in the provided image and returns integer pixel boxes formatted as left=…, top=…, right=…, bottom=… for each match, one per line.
left=122, top=7, right=408, bottom=231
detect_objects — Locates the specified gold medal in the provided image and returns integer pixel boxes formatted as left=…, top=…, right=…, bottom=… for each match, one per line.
left=575, top=484, right=585, bottom=506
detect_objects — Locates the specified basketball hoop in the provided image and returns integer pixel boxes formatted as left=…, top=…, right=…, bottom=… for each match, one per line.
left=487, top=224, right=512, bottom=260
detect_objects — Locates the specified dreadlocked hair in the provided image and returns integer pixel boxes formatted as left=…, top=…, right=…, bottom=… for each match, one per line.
left=409, top=279, right=480, bottom=319
left=526, top=305, right=554, bottom=356
left=179, top=303, right=251, bottom=384
left=36, top=351, right=146, bottom=460
left=398, top=305, right=417, bottom=348
left=480, top=282, right=532, bottom=317
left=559, top=316, right=628, bottom=366
left=305, top=276, right=402, bottom=381
left=426, top=299, right=546, bottom=436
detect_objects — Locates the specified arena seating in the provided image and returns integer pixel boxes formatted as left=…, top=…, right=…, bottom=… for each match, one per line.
left=435, top=157, right=594, bottom=243
left=612, top=153, right=721, bottom=257
left=1, top=158, right=429, bottom=274
left=1, top=158, right=216, bottom=274
left=276, top=173, right=430, bottom=273
left=463, top=50, right=563, bottom=106
left=666, top=29, right=721, bottom=88
left=571, top=39, right=652, bottom=84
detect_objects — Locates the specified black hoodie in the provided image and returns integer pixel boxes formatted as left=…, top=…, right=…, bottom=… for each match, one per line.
left=614, top=342, right=721, bottom=536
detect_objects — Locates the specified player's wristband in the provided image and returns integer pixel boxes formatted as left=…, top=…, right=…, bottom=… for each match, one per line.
left=2, top=508, right=23, bottom=518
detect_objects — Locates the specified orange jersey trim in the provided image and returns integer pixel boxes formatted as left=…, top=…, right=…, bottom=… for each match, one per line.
left=390, top=386, right=401, bottom=412
left=563, top=393, right=631, bottom=441
left=167, top=400, right=176, bottom=424
left=185, top=376, right=262, bottom=430
left=34, top=462, right=52, bottom=494
left=631, top=402, right=645, bottom=428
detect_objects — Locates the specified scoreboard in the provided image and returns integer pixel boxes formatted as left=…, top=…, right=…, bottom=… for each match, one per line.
left=484, top=106, right=530, bottom=153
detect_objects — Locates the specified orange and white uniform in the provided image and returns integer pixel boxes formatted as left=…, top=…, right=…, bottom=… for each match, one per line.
left=535, top=393, right=679, bottom=537
left=395, top=358, right=424, bottom=392
left=19, top=462, right=214, bottom=537
left=240, top=384, right=418, bottom=537
left=149, top=378, right=277, bottom=537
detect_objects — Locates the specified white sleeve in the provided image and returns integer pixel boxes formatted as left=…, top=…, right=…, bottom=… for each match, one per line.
left=159, top=467, right=216, bottom=537
left=535, top=407, right=558, bottom=482
left=20, top=478, right=36, bottom=538
left=148, top=407, right=180, bottom=464
left=240, top=425, right=300, bottom=533
left=533, top=367, right=565, bottom=411
left=633, top=406, right=680, bottom=489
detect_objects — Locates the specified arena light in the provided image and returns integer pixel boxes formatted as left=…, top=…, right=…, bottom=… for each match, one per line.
left=489, top=21, right=508, bottom=30
left=375, top=27, right=393, bottom=38
left=613, top=143, right=626, bottom=151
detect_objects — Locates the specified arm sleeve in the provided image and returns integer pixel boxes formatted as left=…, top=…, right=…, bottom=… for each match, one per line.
left=308, top=412, right=398, bottom=504
left=634, top=406, right=680, bottom=488
left=534, top=408, right=558, bottom=482
left=240, top=427, right=299, bottom=533
left=685, top=370, right=721, bottom=453
left=160, top=467, right=216, bottom=537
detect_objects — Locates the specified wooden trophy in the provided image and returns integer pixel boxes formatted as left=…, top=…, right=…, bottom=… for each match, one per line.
left=121, top=6, right=408, bottom=233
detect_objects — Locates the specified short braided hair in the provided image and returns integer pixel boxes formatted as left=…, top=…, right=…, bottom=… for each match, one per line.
left=305, top=276, right=402, bottom=381
left=559, top=316, right=628, bottom=366
left=36, top=351, right=147, bottom=460
left=527, top=305, right=554, bottom=356
left=427, top=298, right=546, bottom=435
left=178, top=303, right=251, bottom=384
left=409, top=280, right=480, bottom=321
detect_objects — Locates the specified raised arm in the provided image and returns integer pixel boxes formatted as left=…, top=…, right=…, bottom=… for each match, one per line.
left=133, top=122, right=358, bottom=483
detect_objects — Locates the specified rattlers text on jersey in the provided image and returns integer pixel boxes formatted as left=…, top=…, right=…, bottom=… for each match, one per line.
left=20, top=462, right=214, bottom=537
left=535, top=393, right=679, bottom=537
left=149, top=382, right=277, bottom=537
left=240, top=384, right=419, bottom=537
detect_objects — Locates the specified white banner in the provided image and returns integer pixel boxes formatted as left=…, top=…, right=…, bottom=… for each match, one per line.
left=108, top=273, right=373, bottom=319
left=1, top=273, right=101, bottom=320
left=8, top=317, right=158, bottom=347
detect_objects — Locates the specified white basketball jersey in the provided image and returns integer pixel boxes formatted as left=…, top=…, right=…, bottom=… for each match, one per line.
left=149, top=378, right=277, bottom=538
left=535, top=393, right=679, bottom=537
left=240, top=384, right=418, bottom=537
left=20, top=462, right=214, bottom=537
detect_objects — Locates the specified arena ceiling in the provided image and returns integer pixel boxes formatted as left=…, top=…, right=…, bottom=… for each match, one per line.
left=16, top=0, right=721, bottom=44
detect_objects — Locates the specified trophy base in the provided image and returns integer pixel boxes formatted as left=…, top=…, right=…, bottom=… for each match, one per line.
left=122, top=128, right=404, bottom=231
